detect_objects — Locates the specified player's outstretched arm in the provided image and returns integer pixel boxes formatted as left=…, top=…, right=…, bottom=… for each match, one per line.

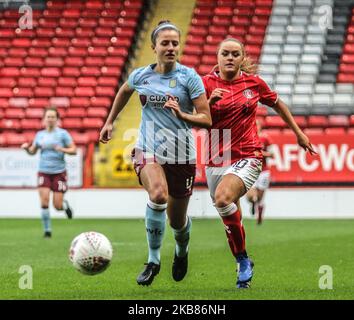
left=271, top=99, right=317, bottom=155
left=21, top=142, right=38, bottom=155
left=99, top=82, right=134, bottom=144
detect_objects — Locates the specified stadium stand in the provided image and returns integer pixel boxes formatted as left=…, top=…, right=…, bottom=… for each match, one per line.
left=0, top=0, right=148, bottom=148
left=181, top=0, right=354, bottom=131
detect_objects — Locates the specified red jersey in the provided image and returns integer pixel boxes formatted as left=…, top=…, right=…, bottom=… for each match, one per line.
left=258, top=133, right=272, bottom=171
left=202, top=71, right=277, bottom=167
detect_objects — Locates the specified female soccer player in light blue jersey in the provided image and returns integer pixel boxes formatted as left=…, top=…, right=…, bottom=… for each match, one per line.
left=22, top=107, right=77, bottom=238
left=100, top=20, right=211, bottom=286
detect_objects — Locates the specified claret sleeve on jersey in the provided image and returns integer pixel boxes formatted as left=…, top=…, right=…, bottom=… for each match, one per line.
left=257, top=76, right=278, bottom=107
left=186, top=68, right=206, bottom=100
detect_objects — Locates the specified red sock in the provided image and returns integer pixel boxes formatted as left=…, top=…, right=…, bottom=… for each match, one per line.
left=221, top=210, right=246, bottom=257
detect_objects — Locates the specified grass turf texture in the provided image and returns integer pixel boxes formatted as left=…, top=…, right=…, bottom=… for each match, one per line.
left=0, top=218, right=353, bottom=300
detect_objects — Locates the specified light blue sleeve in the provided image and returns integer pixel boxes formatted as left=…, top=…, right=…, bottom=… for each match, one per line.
left=186, top=68, right=206, bottom=100
left=127, top=68, right=142, bottom=89
left=62, top=130, right=73, bottom=147
left=33, top=132, right=41, bottom=148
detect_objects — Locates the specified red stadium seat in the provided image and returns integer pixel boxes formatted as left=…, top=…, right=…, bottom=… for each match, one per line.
left=28, top=98, right=49, bottom=108
left=84, top=57, right=104, bottom=67
left=56, top=87, right=74, bottom=97
left=97, top=77, right=117, bottom=86
left=12, top=87, right=34, bottom=98
left=41, top=67, right=61, bottom=77
left=304, top=128, right=324, bottom=135
left=82, top=118, right=104, bottom=129
left=58, top=77, right=77, bottom=87
left=293, top=116, right=307, bottom=128
left=70, top=131, right=90, bottom=145
left=4, top=133, right=26, bottom=146
left=264, top=116, right=287, bottom=128
left=25, top=57, right=44, bottom=67
left=71, top=97, right=91, bottom=108
left=214, top=7, right=233, bottom=17
left=71, top=38, right=91, bottom=47
left=21, top=119, right=42, bottom=130
left=0, top=119, right=21, bottom=131
left=66, top=108, right=86, bottom=118
left=198, top=64, right=214, bottom=75
left=0, top=77, right=17, bottom=87
left=95, top=87, right=116, bottom=97
left=26, top=108, right=44, bottom=119
left=328, top=115, right=349, bottom=127
left=35, top=87, right=55, bottom=97
left=62, top=118, right=83, bottom=130
left=74, top=87, right=95, bottom=97
left=87, top=108, right=108, bottom=118
left=65, top=57, right=85, bottom=67
left=38, top=78, right=57, bottom=87
left=181, top=56, right=200, bottom=67
left=324, top=128, right=346, bottom=135
left=5, top=107, right=25, bottom=119
left=90, top=97, right=111, bottom=108
left=45, top=57, right=64, bottom=67
left=81, top=66, right=101, bottom=77
left=78, top=77, right=97, bottom=87
left=307, top=115, right=329, bottom=128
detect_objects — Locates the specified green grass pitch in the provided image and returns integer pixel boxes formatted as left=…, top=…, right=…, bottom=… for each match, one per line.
left=1, top=218, right=354, bottom=300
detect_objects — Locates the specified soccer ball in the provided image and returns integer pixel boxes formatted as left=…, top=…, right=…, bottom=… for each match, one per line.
left=69, top=231, right=113, bottom=275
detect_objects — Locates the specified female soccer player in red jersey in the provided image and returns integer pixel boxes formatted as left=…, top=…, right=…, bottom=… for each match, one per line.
left=202, top=38, right=316, bottom=288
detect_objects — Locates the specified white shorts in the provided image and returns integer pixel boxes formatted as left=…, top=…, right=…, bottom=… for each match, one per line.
left=254, top=170, right=271, bottom=191
left=205, top=158, right=262, bottom=201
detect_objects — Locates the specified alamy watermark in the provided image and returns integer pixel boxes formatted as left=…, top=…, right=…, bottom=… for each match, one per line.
left=318, top=265, right=333, bottom=290
left=18, top=265, right=33, bottom=289
left=122, top=122, right=232, bottom=166
left=318, top=5, right=333, bottom=30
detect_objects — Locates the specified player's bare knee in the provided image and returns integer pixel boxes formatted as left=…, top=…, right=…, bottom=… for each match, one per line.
left=214, top=192, right=234, bottom=208
left=149, top=186, right=168, bottom=204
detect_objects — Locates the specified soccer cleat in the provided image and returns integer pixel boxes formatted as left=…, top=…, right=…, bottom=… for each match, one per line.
left=63, top=200, right=73, bottom=219
left=44, top=231, right=52, bottom=238
left=172, top=251, right=188, bottom=282
left=136, top=262, right=160, bottom=286
left=236, top=258, right=254, bottom=289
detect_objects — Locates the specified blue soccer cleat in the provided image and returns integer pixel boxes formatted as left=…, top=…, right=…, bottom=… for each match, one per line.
left=236, top=257, right=254, bottom=289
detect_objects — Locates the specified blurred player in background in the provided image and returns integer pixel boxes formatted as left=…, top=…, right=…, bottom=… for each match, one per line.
left=246, top=119, right=273, bottom=225
left=202, top=38, right=316, bottom=288
left=21, top=107, right=76, bottom=238
left=100, top=21, right=211, bottom=286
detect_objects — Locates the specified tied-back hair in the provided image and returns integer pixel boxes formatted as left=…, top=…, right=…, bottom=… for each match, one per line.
left=43, top=106, right=60, bottom=119
left=214, top=38, right=258, bottom=75
left=150, top=20, right=181, bottom=46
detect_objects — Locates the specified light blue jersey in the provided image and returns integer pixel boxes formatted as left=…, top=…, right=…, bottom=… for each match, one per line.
left=128, top=62, right=205, bottom=163
left=34, top=127, right=73, bottom=174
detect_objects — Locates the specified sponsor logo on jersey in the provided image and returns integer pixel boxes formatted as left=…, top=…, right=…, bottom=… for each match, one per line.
left=146, top=95, right=180, bottom=108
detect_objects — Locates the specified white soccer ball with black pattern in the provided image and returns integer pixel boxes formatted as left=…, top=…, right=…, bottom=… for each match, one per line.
left=69, top=232, right=113, bottom=275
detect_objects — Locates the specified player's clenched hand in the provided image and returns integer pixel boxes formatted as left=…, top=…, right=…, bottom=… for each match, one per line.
left=99, top=122, right=113, bottom=144
left=209, top=88, right=230, bottom=106
left=297, top=132, right=317, bottom=155
left=164, top=93, right=183, bottom=118
left=21, top=142, right=30, bottom=150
